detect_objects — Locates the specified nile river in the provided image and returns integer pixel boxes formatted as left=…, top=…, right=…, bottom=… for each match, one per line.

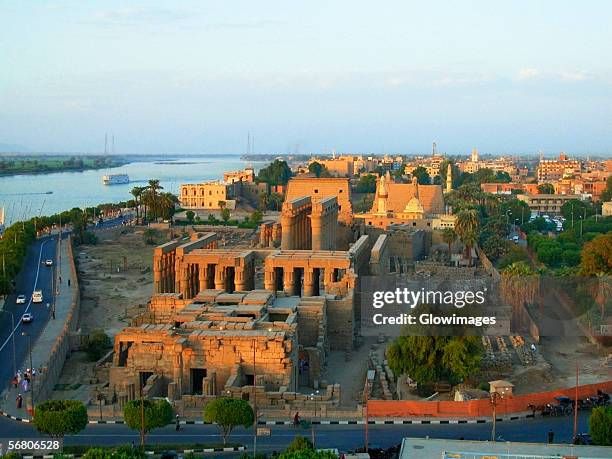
left=0, top=155, right=259, bottom=223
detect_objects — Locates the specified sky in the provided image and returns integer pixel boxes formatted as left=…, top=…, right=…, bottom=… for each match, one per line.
left=1, top=1, right=611, bottom=156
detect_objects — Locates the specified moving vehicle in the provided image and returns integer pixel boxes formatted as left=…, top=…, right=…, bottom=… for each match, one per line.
left=21, top=313, right=34, bottom=323
left=45, top=259, right=53, bottom=266
left=16, top=294, right=26, bottom=304
left=32, top=290, right=43, bottom=303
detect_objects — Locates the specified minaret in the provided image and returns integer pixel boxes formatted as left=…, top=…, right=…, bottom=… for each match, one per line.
left=471, top=147, right=479, bottom=163
left=377, top=174, right=388, bottom=214
left=446, top=163, right=453, bottom=193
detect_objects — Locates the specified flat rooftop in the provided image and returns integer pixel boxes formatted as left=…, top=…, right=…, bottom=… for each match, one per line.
left=399, top=437, right=612, bottom=459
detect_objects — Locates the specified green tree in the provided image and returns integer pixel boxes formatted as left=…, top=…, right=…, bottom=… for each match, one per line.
left=454, top=208, right=480, bottom=266
left=143, top=228, right=158, bottom=245
left=123, top=399, right=173, bottom=445
left=387, top=336, right=481, bottom=386
left=580, top=233, right=612, bottom=275
left=257, top=160, right=292, bottom=186
left=130, top=186, right=145, bottom=223
left=411, top=166, right=430, bottom=185
left=600, top=176, right=612, bottom=202
left=589, top=406, right=612, bottom=446
left=537, top=183, right=555, bottom=194
left=84, top=329, right=111, bottom=361
left=286, top=435, right=313, bottom=452
left=308, top=161, right=327, bottom=178
left=482, top=234, right=510, bottom=261
left=441, top=228, right=456, bottom=262
left=186, top=210, right=195, bottom=223
left=33, top=400, right=88, bottom=438
left=502, top=261, right=534, bottom=276
left=203, top=398, right=254, bottom=445
left=355, top=174, right=377, bottom=193
left=221, top=208, right=231, bottom=223
left=560, top=199, right=595, bottom=223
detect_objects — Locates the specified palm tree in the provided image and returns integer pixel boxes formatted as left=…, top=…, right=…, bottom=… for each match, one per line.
left=455, top=208, right=480, bottom=266
left=441, top=228, right=457, bottom=264
left=130, top=186, right=145, bottom=223
left=142, top=179, right=164, bottom=222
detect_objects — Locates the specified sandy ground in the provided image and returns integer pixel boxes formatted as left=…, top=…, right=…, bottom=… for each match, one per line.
left=50, top=228, right=159, bottom=402
left=510, top=335, right=611, bottom=393
left=76, top=228, right=155, bottom=336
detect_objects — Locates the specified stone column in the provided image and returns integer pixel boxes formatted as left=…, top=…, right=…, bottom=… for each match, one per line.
left=311, top=214, right=323, bottom=251
left=303, top=268, right=315, bottom=297
left=214, top=265, right=226, bottom=290
left=199, top=263, right=208, bottom=292
left=283, top=269, right=296, bottom=296
left=235, top=266, right=246, bottom=291
left=153, top=255, right=162, bottom=293
left=281, top=214, right=293, bottom=250
left=264, top=267, right=276, bottom=291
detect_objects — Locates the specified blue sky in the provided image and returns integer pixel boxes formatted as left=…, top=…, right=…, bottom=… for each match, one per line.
left=1, top=1, right=611, bottom=156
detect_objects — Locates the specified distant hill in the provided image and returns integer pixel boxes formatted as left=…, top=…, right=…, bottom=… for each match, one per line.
left=0, top=143, right=30, bottom=153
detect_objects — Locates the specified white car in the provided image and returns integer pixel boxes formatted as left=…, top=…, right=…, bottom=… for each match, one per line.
left=21, top=313, right=34, bottom=323
left=32, top=290, right=43, bottom=303
left=45, top=259, right=53, bottom=266
left=16, top=294, right=26, bottom=304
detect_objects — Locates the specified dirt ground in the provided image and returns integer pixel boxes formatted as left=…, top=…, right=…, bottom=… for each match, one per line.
left=510, top=335, right=611, bottom=394
left=76, top=227, right=156, bottom=335
left=50, top=227, right=160, bottom=402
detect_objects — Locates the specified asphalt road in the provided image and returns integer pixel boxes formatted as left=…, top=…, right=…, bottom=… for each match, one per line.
left=0, top=413, right=592, bottom=452
left=0, top=235, right=57, bottom=393
left=0, top=215, right=129, bottom=396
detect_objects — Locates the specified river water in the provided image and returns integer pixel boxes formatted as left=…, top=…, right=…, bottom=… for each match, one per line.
left=0, top=155, right=260, bottom=223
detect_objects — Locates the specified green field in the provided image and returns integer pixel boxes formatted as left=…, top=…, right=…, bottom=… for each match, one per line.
left=0, top=155, right=127, bottom=176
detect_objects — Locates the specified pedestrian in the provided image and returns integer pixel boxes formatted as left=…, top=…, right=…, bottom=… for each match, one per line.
left=547, top=429, right=554, bottom=444
left=11, top=376, right=18, bottom=388
left=16, top=394, right=23, bottom=409
left=293, top=411, right=300, bottom=427
left=16, top=370, right=21, bottom=384
left=175, top=414, right=180, bottom=431
left=68, top=278, right=71, bottom=286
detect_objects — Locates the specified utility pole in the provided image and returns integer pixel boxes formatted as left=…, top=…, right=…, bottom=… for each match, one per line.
left=252, top=338, right=257, bottom=457
left=364, top=377, right=369, bottom=452
left=10, top=312, right=16, bottom=377
left=573, top=361, right=579, bottom=440
left=139, top=382, right=145, bottom=448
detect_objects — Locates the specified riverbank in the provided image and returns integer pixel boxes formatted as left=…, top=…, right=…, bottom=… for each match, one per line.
left=0, top=155, right=128, bottom=177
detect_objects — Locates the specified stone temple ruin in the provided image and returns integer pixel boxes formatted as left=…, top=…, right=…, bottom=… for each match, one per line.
left=106, top=179, right=429, bottom=415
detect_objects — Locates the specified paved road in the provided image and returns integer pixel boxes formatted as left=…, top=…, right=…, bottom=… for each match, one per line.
left=0, top=235, right=57, bottom=395
left=0, top=413, right=592, bottom=452
left=0, top=215, right=129, bottom=397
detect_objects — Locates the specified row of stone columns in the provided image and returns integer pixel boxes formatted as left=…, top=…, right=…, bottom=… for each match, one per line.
left=280, top=211, right=312, bottom=250
left=264, top=266, right=340, bottom=297
left=154, top=251, right=176, bottom=293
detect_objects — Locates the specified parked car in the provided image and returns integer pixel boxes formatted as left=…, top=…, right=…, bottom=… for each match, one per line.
left=45, top=259, right=53, bottom=266
left=21, top=313, right=34, bottom=323
left=16, top=294, right=26, bottom=304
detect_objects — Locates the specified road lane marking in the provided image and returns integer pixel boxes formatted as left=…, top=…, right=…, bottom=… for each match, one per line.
left=0, top=238, right=51, bottom=353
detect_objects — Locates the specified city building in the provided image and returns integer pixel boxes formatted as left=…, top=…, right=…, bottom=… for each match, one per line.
left=517, top=193, right=583, bottom=215
left=223, top=166, right=255, bottom=184
left=355, top=173, right=455, bottom=229
left=179, top=181, right=238, bottom=210
left=537, top=153, right=582, bottom=182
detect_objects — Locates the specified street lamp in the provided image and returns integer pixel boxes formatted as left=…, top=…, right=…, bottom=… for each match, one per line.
left=8, top=311, right=16, bottom=377
left=310, top=392, right=318, bottom=448
left=490, top=389, right=508, bottom=441
left=22, top=332, right=34, bottom=417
